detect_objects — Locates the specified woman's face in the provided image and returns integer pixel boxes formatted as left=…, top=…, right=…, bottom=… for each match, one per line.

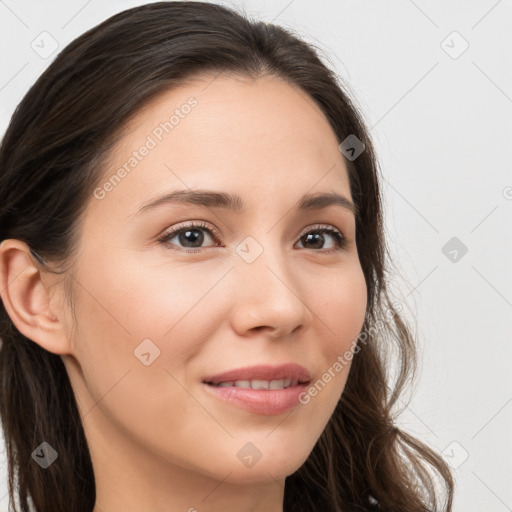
left=60, top=73, right=367, bottom=491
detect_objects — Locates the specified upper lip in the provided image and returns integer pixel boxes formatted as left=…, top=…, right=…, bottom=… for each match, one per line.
left=203, top=363, right=311, bottom=385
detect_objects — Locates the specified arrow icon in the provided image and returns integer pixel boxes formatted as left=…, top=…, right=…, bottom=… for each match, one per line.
left=236, top=236, right=263, bottom=263
left=339, top=135, right=365, bottom=161
left=441, top=440, right=469, bottom=469
left=440, top=31, right=469, bottom=59
left=237, top=441, right=263, bottom=467
left=31, top=441, right=58, bottom=468
left=442, top=237, right=468, bottom=263
left=134, top=339, right=161, bottom=366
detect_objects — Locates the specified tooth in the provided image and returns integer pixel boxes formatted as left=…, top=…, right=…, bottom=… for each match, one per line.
left=251, top=379, right=269, bottom=390
left=215, top=379, right=296, bottom=390
left=233, top=380, right=251, bottom=388
left=269, top=379, right=285, bottom=389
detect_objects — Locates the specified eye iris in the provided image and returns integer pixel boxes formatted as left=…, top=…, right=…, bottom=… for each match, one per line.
left=303, top=232, right=324, bottom=249
left=180, top=228, right=204, bottom=248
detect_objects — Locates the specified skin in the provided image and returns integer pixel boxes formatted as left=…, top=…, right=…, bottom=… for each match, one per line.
left=0, top=73, right=367, bottom=512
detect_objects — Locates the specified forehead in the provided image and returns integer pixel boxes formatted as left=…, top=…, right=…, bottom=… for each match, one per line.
left=90, top=72, right=352, bottom=219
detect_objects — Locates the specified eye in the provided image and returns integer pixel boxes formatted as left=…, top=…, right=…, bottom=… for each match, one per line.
left=157, top=222, right=348, bottom=253
left=156, top=221, right=221, bottom=253
left=296, top=224, right=347, bottom=253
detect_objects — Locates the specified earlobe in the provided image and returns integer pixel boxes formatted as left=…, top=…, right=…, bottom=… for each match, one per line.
left=0, top=239, right=71, bottom=355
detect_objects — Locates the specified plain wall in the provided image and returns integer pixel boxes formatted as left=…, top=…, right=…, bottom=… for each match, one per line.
left=0, top=1, right=511, bottom=510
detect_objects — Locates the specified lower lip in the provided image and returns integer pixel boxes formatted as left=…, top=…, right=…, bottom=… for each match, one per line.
left=202, top=382, right=309, bottom=415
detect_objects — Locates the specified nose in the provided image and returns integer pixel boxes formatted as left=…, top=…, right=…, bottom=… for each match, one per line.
left=229, top=247, right=313, bottom=339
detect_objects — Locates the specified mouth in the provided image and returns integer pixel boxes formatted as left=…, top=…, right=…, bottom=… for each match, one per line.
left=205, top=378, right=304, bottom=390
left=202, top=362, right=311, bottom=386
left=201, top=363, right=311, bottom=415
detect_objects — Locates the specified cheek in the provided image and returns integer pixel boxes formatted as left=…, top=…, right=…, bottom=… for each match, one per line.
left=76, top=244, right=216, bottom=339
left=69, top=252, right=228, bottom=398
left=317, top=263, right=368, bottom=356
left=103, top=253, right=228, bottom=338
left=292, top=263, right=367, bottom=425
left=68, top=258, right=225, bottom=469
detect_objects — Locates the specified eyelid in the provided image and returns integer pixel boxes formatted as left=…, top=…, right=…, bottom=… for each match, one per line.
left=297, top=223, right=344, bottom=239
left=159, top=220, right=221, bottom=241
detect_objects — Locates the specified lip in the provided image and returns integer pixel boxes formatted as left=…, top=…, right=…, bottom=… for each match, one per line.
left=202, top=363, right=311, bottom=385
left=202, top=363, right=311, bottom=415
left=203, top=383, right=309, bottom=415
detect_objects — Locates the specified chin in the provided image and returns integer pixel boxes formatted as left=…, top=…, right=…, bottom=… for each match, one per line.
left=225, top=442, right=312, bottom=483
left=217, top=459, right=305, bottom=485
left=183, top=442, right=311, bottom=485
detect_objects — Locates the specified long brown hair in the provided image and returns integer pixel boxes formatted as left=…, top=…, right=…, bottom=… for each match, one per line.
left=0, top=2, right=453, bottom=511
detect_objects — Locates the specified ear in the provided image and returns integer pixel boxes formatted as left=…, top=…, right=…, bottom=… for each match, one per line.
left=0, top=239, right=72, bottom=355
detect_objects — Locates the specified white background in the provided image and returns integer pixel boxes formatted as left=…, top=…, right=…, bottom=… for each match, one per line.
left=1, top=1, right=511, bottom=511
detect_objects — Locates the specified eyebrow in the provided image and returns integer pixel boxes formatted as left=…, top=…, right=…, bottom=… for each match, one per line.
left=137, top=189, right=358, bottom=217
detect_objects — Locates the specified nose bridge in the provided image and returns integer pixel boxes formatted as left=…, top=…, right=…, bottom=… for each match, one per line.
left=235, top=230, right=292, bottom=293
left=230, top=231, right=311, bottom=334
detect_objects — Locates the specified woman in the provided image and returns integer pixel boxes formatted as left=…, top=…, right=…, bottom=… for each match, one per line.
left=0, top=2, right=454, bottom=511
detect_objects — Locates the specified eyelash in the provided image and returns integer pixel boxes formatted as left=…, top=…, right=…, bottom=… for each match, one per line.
left=156, top=221, right=348, bottom=254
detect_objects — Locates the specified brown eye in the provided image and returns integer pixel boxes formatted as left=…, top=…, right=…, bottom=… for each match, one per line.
left=157, top=222, right=221, bottom=251
left=295, top=226, right=347, bottom=252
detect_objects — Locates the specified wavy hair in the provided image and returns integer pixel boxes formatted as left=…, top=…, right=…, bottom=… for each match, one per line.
left=0, top=2, right=453, bottom=511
